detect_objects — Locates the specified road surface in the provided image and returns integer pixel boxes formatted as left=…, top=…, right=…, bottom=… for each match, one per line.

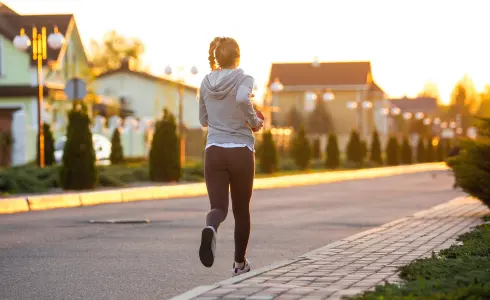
left=0, top=170, right=462, bottom=299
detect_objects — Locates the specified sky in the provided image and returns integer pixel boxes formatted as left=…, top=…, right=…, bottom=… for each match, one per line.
left=4, top=0, right=490, bottom=105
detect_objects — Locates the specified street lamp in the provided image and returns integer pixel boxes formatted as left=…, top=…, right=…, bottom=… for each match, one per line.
left=13, top=25, right=65, bottom=168
left=164, top=65, right=198, bottom=166
left=380, top=106, right=401, bottom=135
left=269, top=78, right=283, bottom=129
left=347, top=99, right=372, bottom=136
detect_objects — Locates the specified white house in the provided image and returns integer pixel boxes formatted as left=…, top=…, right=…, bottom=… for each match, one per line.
left=93, top=60, right=204, bottom=158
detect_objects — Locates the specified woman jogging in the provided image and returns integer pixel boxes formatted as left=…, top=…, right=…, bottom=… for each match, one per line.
left=198, top=37, right=264, bottom=277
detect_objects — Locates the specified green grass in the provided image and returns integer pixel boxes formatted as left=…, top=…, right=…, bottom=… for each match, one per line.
left=348, top=220, right=490, bottom=300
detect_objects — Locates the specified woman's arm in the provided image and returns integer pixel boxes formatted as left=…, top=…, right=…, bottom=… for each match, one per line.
left=199, top=86, right=208, bottom=127
left=236, top=76, right=261, bottom=128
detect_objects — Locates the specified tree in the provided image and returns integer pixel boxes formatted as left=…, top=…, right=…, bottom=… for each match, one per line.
left=89, top=30, right=146, bottom=76
left=60, top=104, right=97, bottom=190
left=426, top=137, right=436, bottom=162
left=418, top=81, right=440, bottom=103
left=416, top=138, right=426, bottom=163
left=346, top=130, right=363, bottom=166
left=290, top=126, right=311, bottom=170
left=449, top=117, right=490, bottom=208
left=149, top=108, right=181, bottom=182
left=400, top=136, right=412, bottom=164
left=286, top=106, right=304, bottom=132
left=307, top=98, right=333, bottom=134
left=447, top=75, right=480, bottom=133
left=360, top=140, right=368, bottom=162
left=312, top=138, right=321, bottom=160
left=37, top=123, right=55, bottom=166
left=258, top=131, right=278, bottom=174
left=450, top=75, right=479, bottom=112
left=386, top=136, right=399, bottom=166
left=370, top=131, right=383, bottom=165
left=325, top=133, right=340, bottom=169
left=109, top=128, right=124, bottom=164
left=436, top=138, right=447, bottom=162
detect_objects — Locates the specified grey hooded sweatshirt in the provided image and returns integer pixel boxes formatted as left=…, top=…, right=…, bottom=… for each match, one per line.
left=199, top=68, right=261, bottom=148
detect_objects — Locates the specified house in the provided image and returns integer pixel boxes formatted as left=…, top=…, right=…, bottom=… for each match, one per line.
left=386, top=96, right=440, bottom=138
left=94, top=60, right=203, bottom=158
left=266, top=61, right=386, bottom=149
left=388, top=96, right=439, bottom=114
left=0, top=3, right=90, bottom=166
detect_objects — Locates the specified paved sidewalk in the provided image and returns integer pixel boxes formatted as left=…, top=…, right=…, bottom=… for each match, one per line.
left=173, top=197, right=489, bottom=300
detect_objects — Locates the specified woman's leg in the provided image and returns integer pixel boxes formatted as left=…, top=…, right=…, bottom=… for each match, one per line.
left=229, top=147, right=255, bottom=264
left=200, top=146, right=230, bottom=268
left=204, top=146, right=230, bottom=230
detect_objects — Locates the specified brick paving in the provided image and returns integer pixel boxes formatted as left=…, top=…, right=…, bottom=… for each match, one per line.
left=175, top=197, right=489, bottom=300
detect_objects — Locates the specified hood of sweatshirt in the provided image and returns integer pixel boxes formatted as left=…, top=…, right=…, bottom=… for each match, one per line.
left=201, top=68, right=245, bottom=100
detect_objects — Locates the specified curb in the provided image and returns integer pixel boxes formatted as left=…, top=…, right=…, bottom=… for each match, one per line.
left=0, top=197, right=29, bottom=214
left=171, top=196, right=475, bottom=299
left=169, top=258, right=302, bottom=300
left=0, top=163, right=448, bottom=215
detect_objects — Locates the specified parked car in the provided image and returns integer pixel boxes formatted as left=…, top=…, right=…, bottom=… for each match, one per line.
left=54, top=134, right=112, bottom=164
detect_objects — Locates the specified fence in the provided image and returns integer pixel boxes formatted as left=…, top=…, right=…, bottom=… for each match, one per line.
left=10, top=112, right=155, bottom=166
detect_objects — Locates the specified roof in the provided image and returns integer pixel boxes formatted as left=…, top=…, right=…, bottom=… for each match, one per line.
left=0, top=85, right=61, bottom=97
left=388, top=96, right=439, bottom=113
left=96, top=64, right=198, bottom=92
left=0, top=3, right=17, bottom=15
left=268, top=61, right=374, bottom=86
left=0, top=7, right=73, bottom=66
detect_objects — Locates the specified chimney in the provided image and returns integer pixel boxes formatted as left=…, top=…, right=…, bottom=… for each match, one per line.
left=120, top=57, right=130, bottom=70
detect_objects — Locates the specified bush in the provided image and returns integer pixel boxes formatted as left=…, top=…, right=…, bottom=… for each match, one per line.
left=400, top=136, right=412, bottom=164
left=149, top=108, right=181, bottom=182
left=416, top=138, right=426, bottom=163
left=36, top=123, right=55, bottom=166
left=59, top=105, right=98, bottom=190
left=312, top=138, right=321, bottom=160
left=109, top=128, right=124, bottom=164
left=258, top=131, right=278, bottom=174
left=0, top=166, right=58, bottom=194
left=385, top=136, right=400, bottom=166
left=290, top=126, right=311, bottom=170
left=449, top=118, right=490, bottom=208
left=349, top=222, right=490, bottom=299
left=426, top=137, right=436, bottom=162
left=346, top=130, right=363, bottom=166
left=369, top=131, right=383, bottom=165
left=325, top=133, right=340, bottom=169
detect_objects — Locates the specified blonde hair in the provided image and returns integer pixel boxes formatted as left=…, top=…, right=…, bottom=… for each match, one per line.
left=208, top=37, right=240, bottom=71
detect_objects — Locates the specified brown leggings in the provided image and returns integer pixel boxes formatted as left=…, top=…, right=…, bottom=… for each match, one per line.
left=204, top=146, right=255, bottom=263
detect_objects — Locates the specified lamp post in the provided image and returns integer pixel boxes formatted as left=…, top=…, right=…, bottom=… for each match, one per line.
left=13, top=25, right=65, bottom=168
left=164, top=65, right=198, bottom=166
left=380, top=106, right=401, bottom=135
left=347, top=97, right=372, bottom=137
left=269, top=78, right=284, bottom=130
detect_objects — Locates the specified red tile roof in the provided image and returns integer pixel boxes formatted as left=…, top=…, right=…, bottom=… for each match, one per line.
left=268, top=61, right=373, bottom=86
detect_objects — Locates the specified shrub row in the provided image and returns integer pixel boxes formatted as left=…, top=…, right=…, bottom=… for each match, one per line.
left=350, top=219, right=490, bottom=299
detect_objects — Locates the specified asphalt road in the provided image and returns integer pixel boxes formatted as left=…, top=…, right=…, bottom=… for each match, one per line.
left=0, top=170, right=462, bottom=300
